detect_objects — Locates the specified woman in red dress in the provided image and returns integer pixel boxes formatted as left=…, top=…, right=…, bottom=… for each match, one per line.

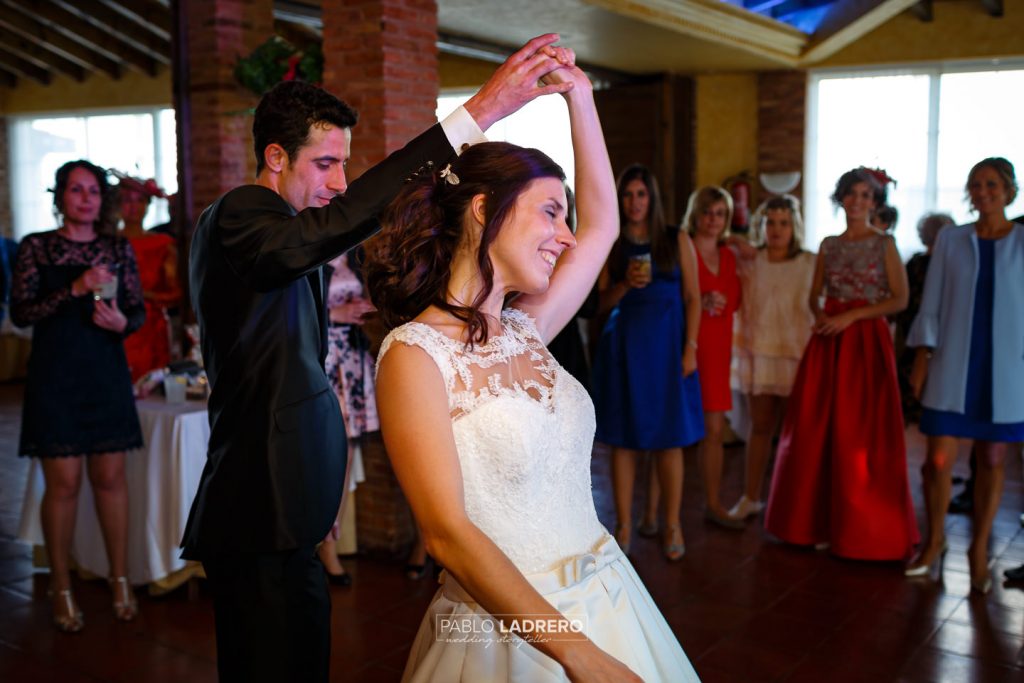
left=685, top=186, right=743, bottom=529
left=116, top=175, right=181, bottom=381
left=764, top=168, right=918, bottom=561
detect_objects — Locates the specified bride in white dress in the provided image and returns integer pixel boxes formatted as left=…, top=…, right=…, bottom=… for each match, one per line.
left=365, top=48, right=700, bottom=683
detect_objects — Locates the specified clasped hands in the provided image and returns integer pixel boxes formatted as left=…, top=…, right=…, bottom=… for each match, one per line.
left=813, top=309, right=859, bottom=335
left=463, top=34, right=590, bottom=131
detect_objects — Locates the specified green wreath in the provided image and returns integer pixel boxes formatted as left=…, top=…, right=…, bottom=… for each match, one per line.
left=235, top=36, right=324, bottom=97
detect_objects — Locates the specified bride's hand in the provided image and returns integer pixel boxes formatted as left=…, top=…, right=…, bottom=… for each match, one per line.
left=563, top=645, right=644, bottom=682
left=539, top=47, right=592, bottom=97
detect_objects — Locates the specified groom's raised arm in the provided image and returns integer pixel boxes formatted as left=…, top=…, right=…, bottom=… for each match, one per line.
left=218, top=34, right=575, bottom=291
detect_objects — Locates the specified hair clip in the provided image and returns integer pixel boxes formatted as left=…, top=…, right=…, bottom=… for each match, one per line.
left=862, top=167, right=897, bottom=189
left=439, top=164, right=460, bottom=186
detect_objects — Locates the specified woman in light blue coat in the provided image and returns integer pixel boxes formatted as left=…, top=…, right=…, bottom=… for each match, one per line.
left=904, top=157, right=1024, bottom=593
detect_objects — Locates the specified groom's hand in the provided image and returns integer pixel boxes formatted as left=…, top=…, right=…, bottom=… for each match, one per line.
left=463, top=34, right=574, bottom=131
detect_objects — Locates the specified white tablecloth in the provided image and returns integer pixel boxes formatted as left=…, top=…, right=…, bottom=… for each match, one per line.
left=18, top=398, right=209, bottom=587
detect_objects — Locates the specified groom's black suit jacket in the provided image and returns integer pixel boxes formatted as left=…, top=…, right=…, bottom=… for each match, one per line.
left=181, top=125, right=454, bottom=559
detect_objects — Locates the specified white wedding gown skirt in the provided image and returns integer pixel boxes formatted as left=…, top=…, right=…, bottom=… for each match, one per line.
left=401, top=535, right=700, bottom=682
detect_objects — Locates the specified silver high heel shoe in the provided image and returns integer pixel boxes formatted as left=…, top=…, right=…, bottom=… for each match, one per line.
left=49, top=588, right=84, bottom=633
left=109, top=576, right=138, bottom=622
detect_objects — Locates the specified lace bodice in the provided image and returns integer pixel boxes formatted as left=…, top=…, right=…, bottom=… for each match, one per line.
left=378, top=308, right=607, bottom=574
left=821, top=233, right=891, bottom=303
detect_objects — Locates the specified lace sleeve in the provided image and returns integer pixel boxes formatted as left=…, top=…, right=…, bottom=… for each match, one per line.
left=10, top=235, right=73, bottom=327
left=377, top=323, right=456, bottom=401
left=502, top=308, right=542, bottom=342
left=117, top=238, right=146, bottom=336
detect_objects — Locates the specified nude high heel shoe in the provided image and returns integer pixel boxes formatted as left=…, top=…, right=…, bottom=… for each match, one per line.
left=904, top=538, right=948, bottom=577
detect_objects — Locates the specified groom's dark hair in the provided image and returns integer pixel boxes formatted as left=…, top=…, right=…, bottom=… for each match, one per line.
left=253, top=81, right=358, bottom=175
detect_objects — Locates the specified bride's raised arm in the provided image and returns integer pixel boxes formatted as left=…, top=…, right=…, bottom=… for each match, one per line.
left=513, top=62, right=618, bottom=343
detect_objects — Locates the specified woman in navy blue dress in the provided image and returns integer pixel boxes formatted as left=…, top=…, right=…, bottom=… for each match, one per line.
left=592, top=165, right=704, bottom=561
left=906, top=157, right=1024, bottom=593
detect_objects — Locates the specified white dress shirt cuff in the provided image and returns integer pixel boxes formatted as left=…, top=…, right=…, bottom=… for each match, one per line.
left=440, top=106, right=487, bottom=156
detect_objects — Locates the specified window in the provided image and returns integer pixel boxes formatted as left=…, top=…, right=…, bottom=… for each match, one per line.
left=8, top=108, right=177, bottom=240
left=805, top=65, right=1024, bottom=256
left=437, top=92, right=575, bottom=190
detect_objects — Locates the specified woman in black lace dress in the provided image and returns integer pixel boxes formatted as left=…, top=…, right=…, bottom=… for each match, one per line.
left=11, top=160, right=145, bottom=632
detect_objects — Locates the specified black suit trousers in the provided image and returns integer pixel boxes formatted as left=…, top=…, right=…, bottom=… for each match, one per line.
left=204, top=546, right=330, bottom=682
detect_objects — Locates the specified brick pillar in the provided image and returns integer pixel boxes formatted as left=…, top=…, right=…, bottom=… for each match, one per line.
left=322, top=0, right=439, bottom=178
left=182, top=0, right=274, bottom=223
left=0, top=117, right=11, bottom=238
left=757, top=70, right=807, bottom=203
left=322, top=0, right=440, bottom=554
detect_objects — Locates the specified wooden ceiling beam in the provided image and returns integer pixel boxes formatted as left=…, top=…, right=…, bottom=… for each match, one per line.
left=0, top=24, right=84, bottom=81
left=17, top=2, right=160, bottom=75
left=52, top=0, right=171, bottom=64
left=0, top=1, right=121, bottom=78
left=0, top=46, right=52, bottom=85
left=273, top=19, right=321, bottom=48
left=101, top=0, right=171, bottom=40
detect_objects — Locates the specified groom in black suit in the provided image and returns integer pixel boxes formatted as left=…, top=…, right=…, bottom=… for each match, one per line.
left=182, top=35, right=573, bottom=682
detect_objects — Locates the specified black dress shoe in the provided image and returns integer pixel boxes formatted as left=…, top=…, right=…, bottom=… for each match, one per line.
left=947, top=488, right=973, bottom=515
left=327, top=570, right=352, bottom=587
left=1004, top=564, right=1024, bottom=582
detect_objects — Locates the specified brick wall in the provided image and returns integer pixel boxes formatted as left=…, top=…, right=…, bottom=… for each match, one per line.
left=322, top=0, right=439, bottom=554
left=322, top=0, right=439, bottom=180
left=757, top=70, right=807, bottom=203
left=183, top=0, right=273, bottom=222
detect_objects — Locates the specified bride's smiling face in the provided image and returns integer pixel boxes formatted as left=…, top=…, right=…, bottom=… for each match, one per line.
left=485, top=177, right=576, bottom=295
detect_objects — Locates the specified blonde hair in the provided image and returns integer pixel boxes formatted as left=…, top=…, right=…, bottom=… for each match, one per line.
left=749, top=194, right=805, bottom=258
left=683, top=186, right=733, bottom=242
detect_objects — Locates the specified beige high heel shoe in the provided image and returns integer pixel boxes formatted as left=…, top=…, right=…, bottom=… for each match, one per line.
left=49, top=588, right=84, bottom=633
left=109, top=576, right=138, bottom=621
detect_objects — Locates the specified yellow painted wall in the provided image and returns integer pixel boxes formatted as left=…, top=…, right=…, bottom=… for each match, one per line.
left=818, top=0, right=1024, bottom=68
left=694, top=73, right=758, bottom=189
left=0, top=69, right=172, bottom=115
left=439, top=53, right=495, bottom=91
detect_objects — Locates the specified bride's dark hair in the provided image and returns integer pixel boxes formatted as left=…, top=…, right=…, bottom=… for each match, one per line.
left=364, top=141, right=565, bottom=346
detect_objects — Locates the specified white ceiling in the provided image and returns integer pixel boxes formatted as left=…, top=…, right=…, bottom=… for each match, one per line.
left=438, top=0, right=796, bottom=73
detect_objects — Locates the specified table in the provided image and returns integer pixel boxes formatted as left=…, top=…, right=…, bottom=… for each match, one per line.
left=18, top=398, right=210, bottom=592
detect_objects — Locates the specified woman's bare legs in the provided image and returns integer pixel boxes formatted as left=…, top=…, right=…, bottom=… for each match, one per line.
left=406, top=526, right=428, bottom=579
left=969, top=441, right=1009, bottom=589
left=87, top=452, right=129, bottom=580
left=909, top=435, right=958, bottom=571
left=41, top=457, right=84, bottom=625
left=88, top=451, right=135, bottom=619
left=653, top=448, right=684, bottom=558
left=739, top=395, right=782, bottom=507
left=611, top=447, right=641, bottom=550
left=700, top=411, right=727, bottom=517
left=640, top=456, right=660, bottom=534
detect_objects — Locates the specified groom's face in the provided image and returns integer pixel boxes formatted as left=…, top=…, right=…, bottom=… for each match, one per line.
left=278, top=122, right=352, bottom=211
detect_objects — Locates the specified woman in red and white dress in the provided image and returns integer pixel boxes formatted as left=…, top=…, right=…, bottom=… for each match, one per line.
left=764, top=168, right=918, bottom=561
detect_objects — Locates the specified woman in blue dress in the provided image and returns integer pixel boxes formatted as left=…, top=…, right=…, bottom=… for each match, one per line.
left=592, top=164, right=704, bottom=561
left=905, top=157, right=1024, bottom=593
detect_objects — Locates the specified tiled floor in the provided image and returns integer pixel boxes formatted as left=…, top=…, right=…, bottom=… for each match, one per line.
left=0, top=381, right=1022, bottom=682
